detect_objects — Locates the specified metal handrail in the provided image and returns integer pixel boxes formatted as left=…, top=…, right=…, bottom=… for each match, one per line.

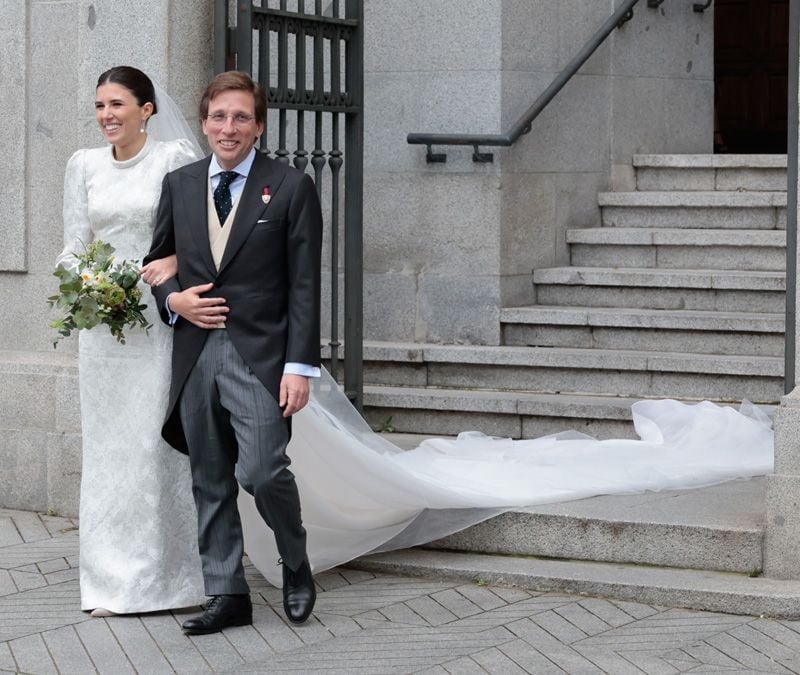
left=407, top=0, right=657, bottom=163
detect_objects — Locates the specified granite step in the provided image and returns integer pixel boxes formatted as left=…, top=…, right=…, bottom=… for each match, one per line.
left=350, top=546, right=800, bottom=619
left=500, top=306, right=785, bottom=356
left=633, top=154, right=787, bottom=192
left=533, top=267, right=785, bottom=312
left=353, top=340, right=782, bottom=435
left=567, top=228, right=786, bottom=271
left=598, top=191, right=786, bottom=229
left=362, top=387, right=643, bottom=440
left=425, top=479, right=765, bottom=574
left=363, top=382, right=779, bottom=438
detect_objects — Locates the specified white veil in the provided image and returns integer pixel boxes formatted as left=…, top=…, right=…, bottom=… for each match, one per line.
left=147, top=83, right=204, bottom=159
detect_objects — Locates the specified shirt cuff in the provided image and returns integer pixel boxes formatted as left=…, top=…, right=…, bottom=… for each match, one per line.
left=165, top=295, right=179, bottom=326
left=283, top=363, right=321, bottom=378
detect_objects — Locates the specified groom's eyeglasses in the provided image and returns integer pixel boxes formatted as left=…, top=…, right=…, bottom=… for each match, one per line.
left=206, top=113, right=256, bottom=127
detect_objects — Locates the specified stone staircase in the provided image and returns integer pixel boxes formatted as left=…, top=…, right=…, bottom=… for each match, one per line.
left=349, top=155, right=798, bottom=616
left=358, top=154, right=789, bottom=440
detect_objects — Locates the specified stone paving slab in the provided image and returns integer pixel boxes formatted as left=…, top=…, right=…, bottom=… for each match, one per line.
left=3, top=509, right=800, bottom=673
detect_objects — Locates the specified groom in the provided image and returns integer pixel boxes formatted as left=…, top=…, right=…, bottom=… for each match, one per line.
left=145, top=71, right=322, bottom=634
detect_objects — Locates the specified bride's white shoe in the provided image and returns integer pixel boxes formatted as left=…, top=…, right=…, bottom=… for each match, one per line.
left=90, top=607, right=116, bottom=617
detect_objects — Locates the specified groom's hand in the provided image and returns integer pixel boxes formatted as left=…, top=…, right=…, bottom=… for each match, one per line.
left=280, top=374, right=310, bottom=417
left=167, top=283, right=229, bottom=329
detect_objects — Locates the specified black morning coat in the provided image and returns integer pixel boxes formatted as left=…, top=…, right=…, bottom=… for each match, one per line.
left=144, top=150, right=323, bottom=453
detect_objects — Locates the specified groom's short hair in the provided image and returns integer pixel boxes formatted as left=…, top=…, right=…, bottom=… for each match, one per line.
left=200, top=71, right=267, bottom=125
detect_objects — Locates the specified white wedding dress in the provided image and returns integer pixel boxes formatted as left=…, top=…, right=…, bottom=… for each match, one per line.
left=240, top=370, right=774, bottom=586
left=59, top=135, right=205, bottom=613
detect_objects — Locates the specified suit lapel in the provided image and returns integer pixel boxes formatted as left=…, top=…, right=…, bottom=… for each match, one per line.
left=218, top=151, right=287, bottom=275
left=180, top=157, right=217, bottom=277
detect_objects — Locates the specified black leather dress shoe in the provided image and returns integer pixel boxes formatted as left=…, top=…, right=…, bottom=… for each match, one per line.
left=182, top=594, right=252, bottom=635
left=282, top=559, right=316, bottom=624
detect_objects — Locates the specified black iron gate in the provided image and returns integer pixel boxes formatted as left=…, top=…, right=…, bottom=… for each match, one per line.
left=214, top=0, right=364, bottom=409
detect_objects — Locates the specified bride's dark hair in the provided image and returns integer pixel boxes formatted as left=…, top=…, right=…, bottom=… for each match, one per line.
left=96, top=66, right=158, bottom=115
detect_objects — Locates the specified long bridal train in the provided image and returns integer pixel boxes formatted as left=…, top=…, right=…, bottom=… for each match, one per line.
left=239, top=369, right=774, bottom=587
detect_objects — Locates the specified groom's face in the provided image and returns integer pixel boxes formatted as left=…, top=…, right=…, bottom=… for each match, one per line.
left=202, top=89, right=265, bottom=170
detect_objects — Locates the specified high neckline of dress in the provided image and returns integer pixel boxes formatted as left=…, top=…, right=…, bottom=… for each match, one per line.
left=109, top=134, right=154, bottom=169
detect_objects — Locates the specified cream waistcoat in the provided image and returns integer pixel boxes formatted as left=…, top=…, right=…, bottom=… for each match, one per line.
left=207, top=177, right=243, bottom=271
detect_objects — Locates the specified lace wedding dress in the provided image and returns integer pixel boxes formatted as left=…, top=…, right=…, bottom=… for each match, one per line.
left=59, top=135, right=205, bottom=613
left=240, top=370, right=774, bottom=586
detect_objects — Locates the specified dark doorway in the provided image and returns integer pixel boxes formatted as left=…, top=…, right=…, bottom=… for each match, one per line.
left=714, top=0, right=789, bottom=153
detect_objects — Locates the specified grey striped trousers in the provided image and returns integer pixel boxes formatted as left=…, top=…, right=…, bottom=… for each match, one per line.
left=179, top=329, right=307, bottom=595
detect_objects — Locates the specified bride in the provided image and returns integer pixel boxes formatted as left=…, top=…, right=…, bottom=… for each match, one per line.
left=57, top=66, right=205, bottom=615
left=59, top=65, right=775, bottom=616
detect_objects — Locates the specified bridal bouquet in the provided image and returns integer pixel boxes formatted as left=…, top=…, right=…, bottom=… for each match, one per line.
left=48, top=240, right=150, bottom=346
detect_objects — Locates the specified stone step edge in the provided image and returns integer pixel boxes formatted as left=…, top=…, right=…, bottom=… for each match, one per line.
left=566, top=227, right=786, bottom=246
left=362, top=386, right=641, bottom=418
left=533, top=266, right=785, bottom=291
left=633, top=154, right=787, bottom=169
left=348, top=549, right=800, bottom=619
left=361, top=386, right=776, bottom=419
left=598, top=191, right=786, bottom=207
left=499, top=306, right=785, bottom=333
left=424, top=510, right=762, bottom=574
left=336, top=342, right=783, bottom=377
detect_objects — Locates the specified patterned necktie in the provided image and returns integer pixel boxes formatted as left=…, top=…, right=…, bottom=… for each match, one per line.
left=213, top=171, right=239, bottom=225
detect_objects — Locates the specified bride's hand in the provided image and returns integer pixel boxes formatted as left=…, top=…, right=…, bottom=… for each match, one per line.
left=141, top=255, right=178, bottom=286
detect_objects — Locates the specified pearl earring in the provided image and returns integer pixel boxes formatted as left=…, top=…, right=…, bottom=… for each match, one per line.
left=140, top=122, right=146, bottom=133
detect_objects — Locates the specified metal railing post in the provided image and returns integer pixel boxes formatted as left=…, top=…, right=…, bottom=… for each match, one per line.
left=344, top=0, right=364, bottom=410
left=785, top=0, right=799, bottom=394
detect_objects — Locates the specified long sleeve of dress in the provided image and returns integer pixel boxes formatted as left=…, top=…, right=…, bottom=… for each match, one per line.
left=57, top=149, right=92, bottom=270
left=169, top=138, right=202, bottom=170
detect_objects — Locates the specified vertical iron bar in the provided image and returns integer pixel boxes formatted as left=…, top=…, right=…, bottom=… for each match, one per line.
left=311, top=113, right=325, bottom=195
left=213, top=0, right=228, bottom=74
left=786, top=0, right=799, bottom=393
left=236, top=0, right=252, bottom=73
left=276, top=14, right=289, bottom=163
left=294, top=1, right=308, bottom=172
left=330, top=22, right=341, bottom=110
left=329, top=113, right=342, bottom=382
left=326, top=23, right=343, bottom=381
left=259, top=16, right=271, bottom=155
left=308, top=3, right=329, bottom=376
left=343, top=0, right=363, bottom=409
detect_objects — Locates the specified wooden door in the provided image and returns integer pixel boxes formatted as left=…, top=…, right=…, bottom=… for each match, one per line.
left=715, top=0, right=788, bottom=153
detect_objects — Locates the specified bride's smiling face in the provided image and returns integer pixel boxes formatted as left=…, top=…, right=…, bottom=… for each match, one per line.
left=95, top=83, right=152, bottom=152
